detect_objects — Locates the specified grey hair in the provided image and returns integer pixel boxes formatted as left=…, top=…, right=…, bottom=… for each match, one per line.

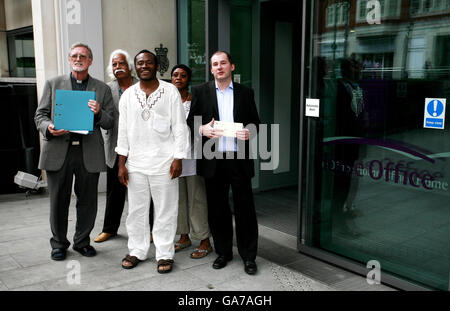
left=69, top=42, right=93, bottom=59
left=106, top=49, right=136, bottom=80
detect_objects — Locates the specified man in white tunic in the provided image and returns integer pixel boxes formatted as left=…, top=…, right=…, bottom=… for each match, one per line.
left=115, top=50, right=190, bottom=273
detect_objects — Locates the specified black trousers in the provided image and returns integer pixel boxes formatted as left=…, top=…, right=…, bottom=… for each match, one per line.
left=46, top=144, right=99, bottom=250
left=204, top=158, right=258, bottom=261
left=102, top=159, right=127, bottom=234
left=102, top=158, right=154, bottom=234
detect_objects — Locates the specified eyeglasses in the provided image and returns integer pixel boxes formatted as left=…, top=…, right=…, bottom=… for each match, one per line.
left=70, top=54, right=88, bottom=60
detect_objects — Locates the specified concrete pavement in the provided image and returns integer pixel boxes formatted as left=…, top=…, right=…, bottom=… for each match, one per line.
left=0, top=191, right=394, bottom=291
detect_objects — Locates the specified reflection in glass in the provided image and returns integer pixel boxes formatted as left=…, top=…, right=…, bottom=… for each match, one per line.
left=307, top=0, right=450, bottom=290
left=177, top=0, right=206, bottom=86
left=7, top=30, right=35, bottom=78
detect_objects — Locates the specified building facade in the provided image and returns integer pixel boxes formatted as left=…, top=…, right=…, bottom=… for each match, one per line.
left=0, top=0, right=178, bottom=192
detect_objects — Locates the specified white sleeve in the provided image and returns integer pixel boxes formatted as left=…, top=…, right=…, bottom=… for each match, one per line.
left=114, top=92, right=129, bottom=157
left=171, top=88, right=190, bottom=159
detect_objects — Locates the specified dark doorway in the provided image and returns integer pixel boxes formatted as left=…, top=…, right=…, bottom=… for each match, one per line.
left=254, top=0, right=302, bottom=236
left=0, top=82, right=40, bottom=194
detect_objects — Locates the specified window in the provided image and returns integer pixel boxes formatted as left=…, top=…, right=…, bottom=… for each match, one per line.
left=7, top=27, right=35, bottom=78
left=359, top=0, right=368, bottom=19
left=388, top=0, right=399, bottom=15
left=379, top=0, right=386, bottom=16
left=326, top=4, right=336, bottom=27
left=410, top=0, right=450, bottom=15
left=410, top=0, right=421, bottom=14
left=326, top=2, right=350, bottom=27
left=423, top=0, right=433, bottom=11
left=339, top=4, right=350, bottom=24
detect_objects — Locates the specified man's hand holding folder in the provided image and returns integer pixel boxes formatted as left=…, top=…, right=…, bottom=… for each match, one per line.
left=48, top=123, right=69, bottom=136
left=53, top=90, right=97, bottom=133
left=88, top=99, right=101, bottom=115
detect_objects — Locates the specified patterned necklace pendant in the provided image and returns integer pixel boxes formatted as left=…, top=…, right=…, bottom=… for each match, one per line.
left=141, top=109, right=151, bottom=121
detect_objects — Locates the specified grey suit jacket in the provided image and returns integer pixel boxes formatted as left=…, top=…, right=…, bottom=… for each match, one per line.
left=34, top=74, right=114, bottom=173
left=102, top=78, right=138, bottom=168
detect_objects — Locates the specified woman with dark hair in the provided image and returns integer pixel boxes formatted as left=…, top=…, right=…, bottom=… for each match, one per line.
left=171, top=64, right=213, bottom=258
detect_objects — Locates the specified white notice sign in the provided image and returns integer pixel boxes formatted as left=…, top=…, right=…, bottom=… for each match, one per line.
left=305, top=98, right=320, bottom=117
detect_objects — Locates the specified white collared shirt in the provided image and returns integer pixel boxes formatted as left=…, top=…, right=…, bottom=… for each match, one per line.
left=115, top=80, right=190, bottom=175
left=215, top=81, right=237, bottom=152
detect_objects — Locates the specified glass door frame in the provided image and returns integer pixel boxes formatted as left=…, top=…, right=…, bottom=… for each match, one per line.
left=296, top=0, right=441, bottom=291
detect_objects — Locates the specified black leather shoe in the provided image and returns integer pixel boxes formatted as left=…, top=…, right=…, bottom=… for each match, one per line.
left=51, top=248, right=67, bottom=261
left=212, top=255, right=233, bottom=269
left=73, top=245, right=97, bottom=257
left=244, top=260, right=257, bottom=275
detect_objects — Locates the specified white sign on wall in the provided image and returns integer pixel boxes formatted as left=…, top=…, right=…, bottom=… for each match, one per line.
left=305, top=98, right=320, bottom=117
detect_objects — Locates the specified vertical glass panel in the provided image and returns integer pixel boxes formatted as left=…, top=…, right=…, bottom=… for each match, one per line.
left=177, top=0, right=206, bottom=86
left=305, top=0, right=450, bottom=290
left=230, top=0, right=253, bottom=88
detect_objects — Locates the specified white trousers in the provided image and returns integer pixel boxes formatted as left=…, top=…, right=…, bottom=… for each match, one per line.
left=127, top=172, right=178, bottom=261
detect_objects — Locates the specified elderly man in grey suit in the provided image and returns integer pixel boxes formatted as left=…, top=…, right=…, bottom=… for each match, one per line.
left=94, top=49, right=138, bottom=243
left=35, top=42, right=114, bottom=261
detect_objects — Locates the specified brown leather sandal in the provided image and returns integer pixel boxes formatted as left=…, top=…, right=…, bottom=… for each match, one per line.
left=174, top=240, right=192, bottom=252
left=122, top=254, right=141, bottom=269
left=157, top=259, right=174, bottom=274
left=190, top=246, right=213, bottom=259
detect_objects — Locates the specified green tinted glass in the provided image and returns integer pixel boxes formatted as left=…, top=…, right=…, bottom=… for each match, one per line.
left=177, top=0, right=206, bottom=86
left=305, top=0, right=450, bottom=290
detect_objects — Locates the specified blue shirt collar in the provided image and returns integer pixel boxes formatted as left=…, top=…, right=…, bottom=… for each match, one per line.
left=215, top=80, right=234, bottom=91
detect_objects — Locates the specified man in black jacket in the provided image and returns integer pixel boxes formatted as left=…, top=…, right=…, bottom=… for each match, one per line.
left=187, top=51, right=260, bottom=275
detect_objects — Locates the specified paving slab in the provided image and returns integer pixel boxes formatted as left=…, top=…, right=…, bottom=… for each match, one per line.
left=0, top=255, right=21, bottom=273
left=0, top=280, right=7, bottom=291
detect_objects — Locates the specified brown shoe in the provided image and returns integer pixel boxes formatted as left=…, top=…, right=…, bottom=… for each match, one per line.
left=94, top=232, right=116, bottom=243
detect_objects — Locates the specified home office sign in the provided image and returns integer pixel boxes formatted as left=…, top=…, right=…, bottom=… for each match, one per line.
left=424, top=98, right=446, bottom=129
